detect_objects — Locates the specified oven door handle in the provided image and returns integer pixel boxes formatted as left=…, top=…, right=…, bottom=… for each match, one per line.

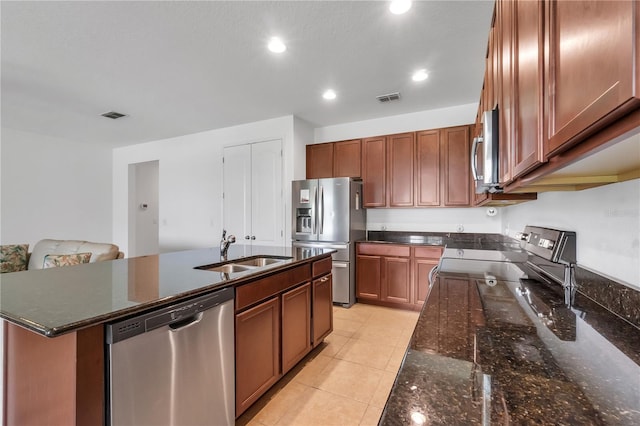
left=428, top=264, right=439, bottom=288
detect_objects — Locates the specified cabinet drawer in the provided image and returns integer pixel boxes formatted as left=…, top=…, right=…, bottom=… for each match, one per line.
left=236, top=264, right=311, bottom=311
left=413, top=246, right=443, bottom=259
left=357, top=243, right=410, bottom=257
left=312, top=256, right=332, bottom=278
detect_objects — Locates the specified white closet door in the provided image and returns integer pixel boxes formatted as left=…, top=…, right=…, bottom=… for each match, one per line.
left=251, top=139, right=283, bottom=246
left=223, top=144, right=251, bottom=245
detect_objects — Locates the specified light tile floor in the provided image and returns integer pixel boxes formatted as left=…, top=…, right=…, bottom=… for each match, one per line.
left=237, top=303, right=419, bottom=426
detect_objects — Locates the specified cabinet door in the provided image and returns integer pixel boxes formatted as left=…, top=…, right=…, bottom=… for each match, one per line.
left=251, top=139, right=284, bottom=246
left=441, top=126, right=471, bottom=207
left=223, top=144, right=252, bottom=244
left=545, top=0, right=639, bottom=155
left=512, top=0, right=545, bottom=179
left=381, top=257, right=411, bottom=305
left=387, top=132, right=415, bottom=207
left=312, top=274, right=333, bottom=346
left=282, top=283, right=312, bottom=374
left=498, top=0, right=515, bottom=185
left=306, top=143, right=334, bottom=179
left=414, top=258, right=438, bottom=307
left=356, top=254, right=381, bottom=300
left=236, top=297, right=280, bottom=416
left=334, top=140, right=362, bottom=178
left=416, top=130, right=441, bottom=206
left=361, top=136, right=387, bottom=207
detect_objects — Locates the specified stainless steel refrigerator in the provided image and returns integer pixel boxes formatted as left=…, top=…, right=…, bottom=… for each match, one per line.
left=292, top=178, right=366, bottom=307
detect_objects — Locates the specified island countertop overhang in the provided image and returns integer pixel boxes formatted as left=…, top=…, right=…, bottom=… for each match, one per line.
left=0, top=245, right=335, bottom=337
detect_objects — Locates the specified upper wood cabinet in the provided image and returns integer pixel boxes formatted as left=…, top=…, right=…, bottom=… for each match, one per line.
left=441, top=126, right=472, bottom=207
left=511, top=0, right=545, bottom=179
left=416, top=130, right=441, bottom=206
left=362, top=136, right=387, bottom=207
left=306, top=139, right=362, bottom=179
left=387, top=132, right=415, bottom=207
left=497, top=0, right=514, bottom=186
left=306, top=143, right=334, bottom=179
left=334, top=139, right=362, bottom=178
left=545, top=0, right=640, bottom=156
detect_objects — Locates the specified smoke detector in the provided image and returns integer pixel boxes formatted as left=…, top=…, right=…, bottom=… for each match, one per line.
left=376, top=92, right=401, bottom=103
left=101, top=111, right=127, bottom=119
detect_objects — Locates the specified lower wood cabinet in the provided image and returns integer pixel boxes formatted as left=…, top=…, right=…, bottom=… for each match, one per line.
left=312, top=273, right=333, bottom=346
left=235, top=297, right=281, bottom=416
left=281, top=283, right=312, bottom=374
left=356, top=243, right=443, bottom=311
left=235, top=255, right=333, bottom=417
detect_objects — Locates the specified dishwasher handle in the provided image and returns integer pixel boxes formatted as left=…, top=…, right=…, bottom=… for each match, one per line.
left=169, top=312, right=204, bottom=331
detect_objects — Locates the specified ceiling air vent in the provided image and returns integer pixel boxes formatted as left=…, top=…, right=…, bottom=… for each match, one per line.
left=101, top=111, right=127, bottom=119
left=376, top=92, right=401, bottom=103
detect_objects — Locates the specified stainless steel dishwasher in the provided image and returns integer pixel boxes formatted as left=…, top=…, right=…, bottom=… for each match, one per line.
left=106, top=286, right=235, bottom=426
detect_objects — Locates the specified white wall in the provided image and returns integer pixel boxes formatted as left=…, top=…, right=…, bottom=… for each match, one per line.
left=314, top=102, right=478, bottom=143
left=502, top=179, right=640, bottom=288
left=0, top=127, right=113, bottom=247
left=112, top=116, right=296, bottom=254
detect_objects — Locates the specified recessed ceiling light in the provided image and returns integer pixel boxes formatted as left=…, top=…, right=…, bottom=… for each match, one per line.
left=268, top=37, right=286, bottom=53
left=322, top=89, right=337, bottom=100
left=390, top=0, right=412, bottom=15
left=412, top=69, right=429, bottom=82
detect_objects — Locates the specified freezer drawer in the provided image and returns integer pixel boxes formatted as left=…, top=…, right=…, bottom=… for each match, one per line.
left=332, top=260, right=355, bottom=307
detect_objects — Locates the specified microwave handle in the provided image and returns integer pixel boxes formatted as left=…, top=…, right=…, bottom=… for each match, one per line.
left=471, top=136, right=483, bottom=181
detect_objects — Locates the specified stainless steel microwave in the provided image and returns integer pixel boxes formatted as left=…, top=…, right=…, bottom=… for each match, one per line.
left=471, top=108, right=500, bottom=194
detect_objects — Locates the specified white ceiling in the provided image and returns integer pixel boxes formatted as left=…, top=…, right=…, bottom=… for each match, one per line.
left=1, top=1, right=495, bottom=147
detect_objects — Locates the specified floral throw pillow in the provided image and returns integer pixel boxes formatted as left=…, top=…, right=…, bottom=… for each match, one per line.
left=43, top=252, right=92, bottom=269
left=0, top=244, right=29, bottom=273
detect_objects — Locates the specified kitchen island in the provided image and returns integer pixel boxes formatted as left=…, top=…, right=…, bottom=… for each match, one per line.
left=0, top=245, right=334, bottom=425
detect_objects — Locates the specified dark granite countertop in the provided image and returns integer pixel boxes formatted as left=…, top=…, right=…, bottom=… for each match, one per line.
left=365, top=231, right=522, bottom=251
left=380, top=265, right=640, bottom=425
left=0, top=245, right=333, bottom=337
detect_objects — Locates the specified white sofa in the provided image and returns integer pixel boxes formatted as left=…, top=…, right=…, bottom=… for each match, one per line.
left=27, top=239, right=123, bottom=270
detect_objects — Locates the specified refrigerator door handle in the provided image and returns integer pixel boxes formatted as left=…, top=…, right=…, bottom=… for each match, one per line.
left=312, top=186, right=317, bottom=234
left=319, top=185, right=324, bottom=235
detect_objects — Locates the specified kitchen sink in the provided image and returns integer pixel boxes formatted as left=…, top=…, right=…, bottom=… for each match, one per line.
left=234, top=257, right=287, bottom=267
left=195, top=255, right=292, bottom=274
left=205, top=264, right=255, bottom=273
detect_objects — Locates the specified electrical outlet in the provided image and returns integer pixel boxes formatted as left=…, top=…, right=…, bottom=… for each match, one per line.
left=456, top=224, right=464, bottom=233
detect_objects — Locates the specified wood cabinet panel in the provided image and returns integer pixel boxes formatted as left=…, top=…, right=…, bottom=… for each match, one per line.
left=415, top=258, right=438, bottom=306
left=512, top=0, right=545, bottom=179
left=387, top=132, right=415, bottom=207
left=236, top=297, right=281, bottom=416
left=357, top=243, right=411, bottom=257
left=382, top=257, right=411, bottom=304
left=4, top=323, right=105, bottom=426
left=312, top=274, right=333, bottom=346
left=236, top=264, right=310, bottom=311
left=306, top=143, right=334, bottom=179
left=334, top=139, right=362, bottom=178
left=356, top=254, right=381, bottom=300
left=498, top=0, right=514, bottom=185
left=416, top=130, right=441, bottom=206
left=441, top=126, right=471, bottom=207
left=312, top=256, right=332, bottom=278
left=281, top=283, right=312, bottom=374
left=545, top=0, right=639, bottom=155
left=362, top=136, right=387, bottom=207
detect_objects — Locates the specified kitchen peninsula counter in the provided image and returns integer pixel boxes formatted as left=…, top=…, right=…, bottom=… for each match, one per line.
left=0, top=245, right=333, bottom=337
left=379, top=261, right=640, bottom=425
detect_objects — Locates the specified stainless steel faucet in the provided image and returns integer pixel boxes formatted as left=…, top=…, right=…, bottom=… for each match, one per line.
left=220, top=230, right=236, bottom=259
